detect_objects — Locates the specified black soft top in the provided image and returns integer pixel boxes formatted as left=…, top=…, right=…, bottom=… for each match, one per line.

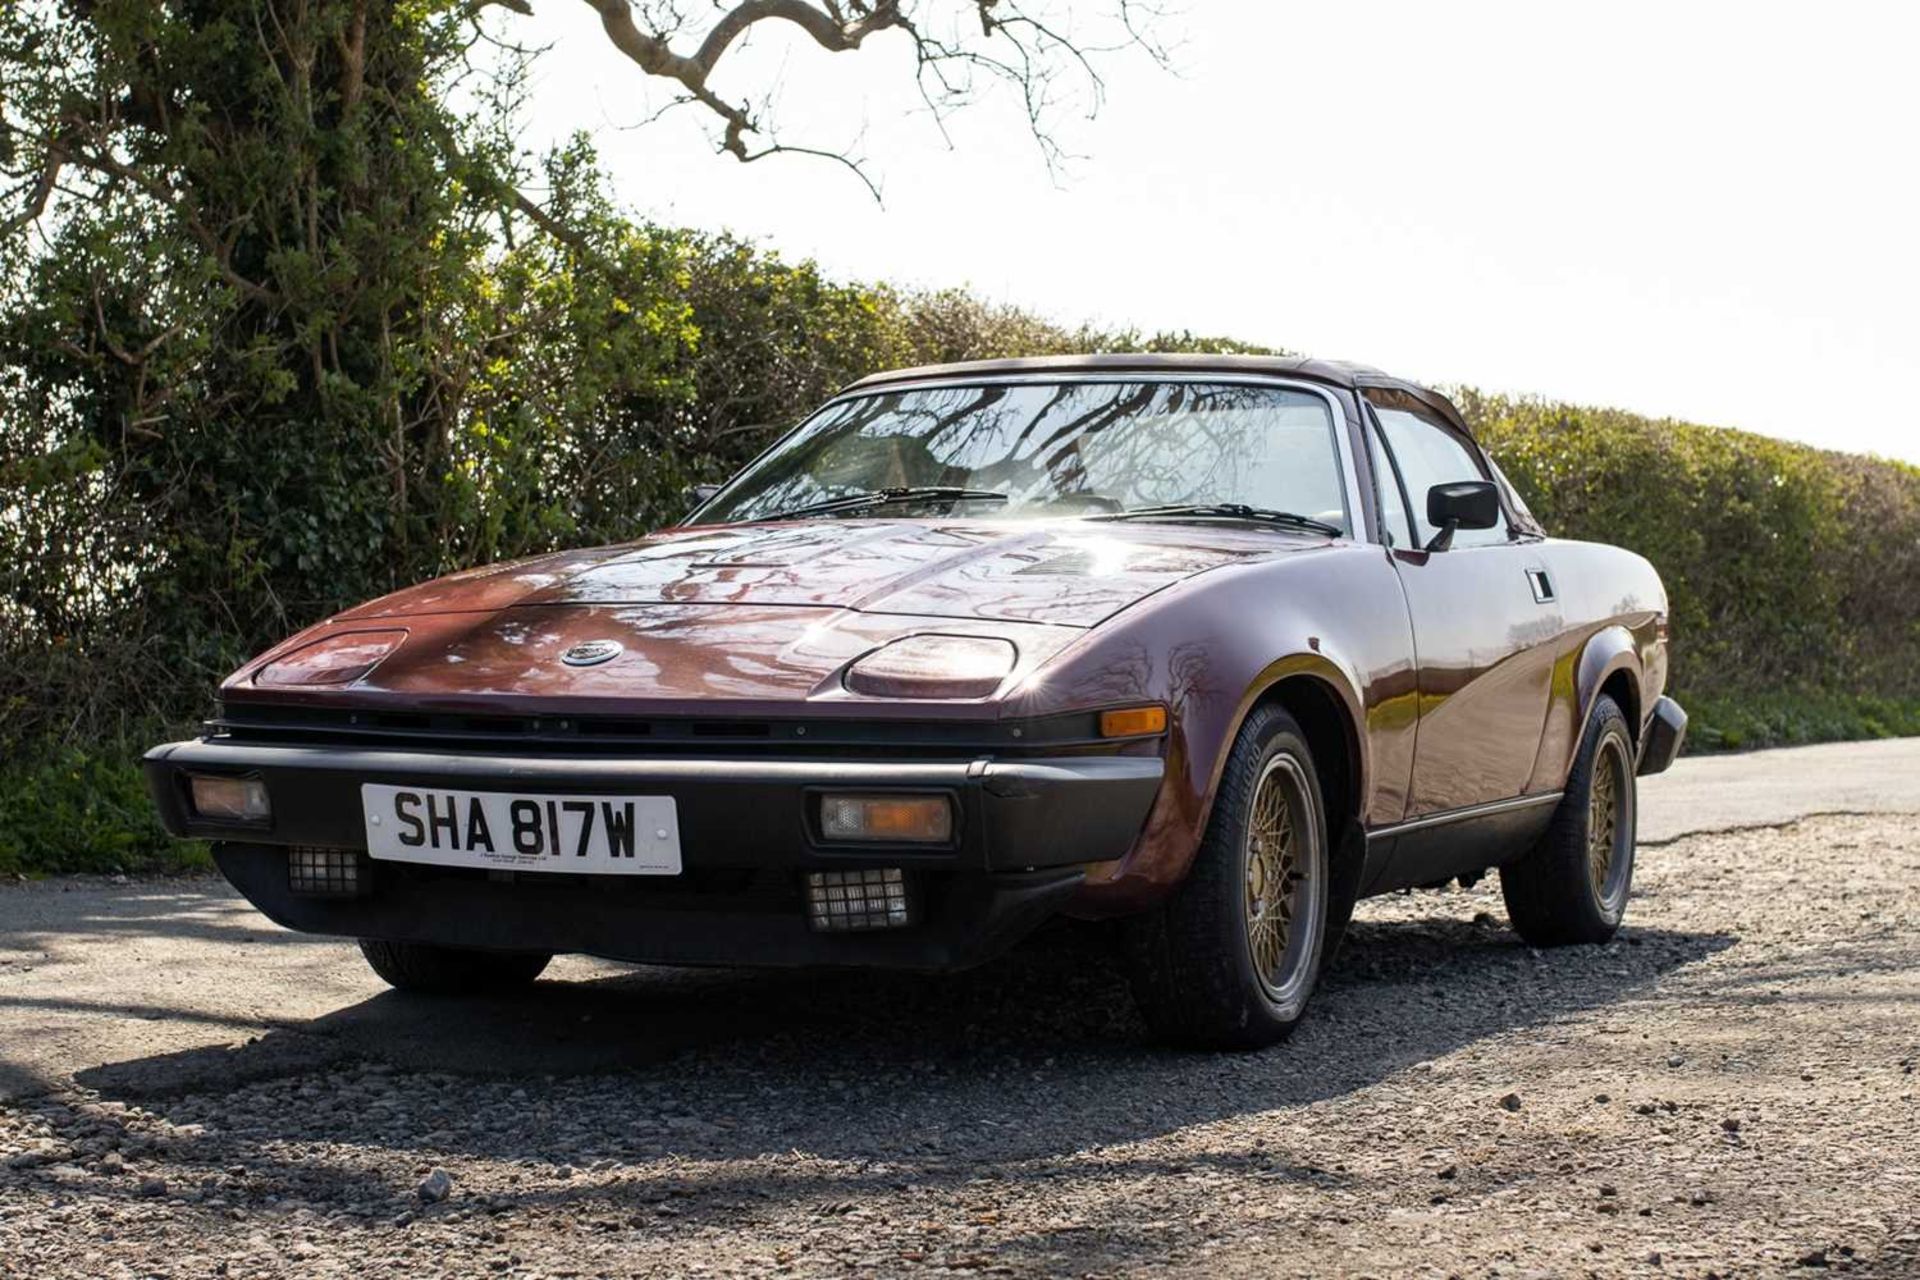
left=841, top=353, right=1472, bottom=436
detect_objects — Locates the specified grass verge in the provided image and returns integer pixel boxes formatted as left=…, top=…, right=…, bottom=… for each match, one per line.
left=1682, top=691, right=1920, bottom=753
left=0, top=736, right=208, bottom=877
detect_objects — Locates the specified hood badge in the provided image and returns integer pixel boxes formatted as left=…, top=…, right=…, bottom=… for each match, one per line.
left=560, top=639, right=623, bottom=668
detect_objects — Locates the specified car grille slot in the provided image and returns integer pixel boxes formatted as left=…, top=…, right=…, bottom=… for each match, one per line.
left=577, top=718, right=653, bottom=738
left=205, top=701, right=1121, bottom=757
left=690, top=720, right=769, bottom=738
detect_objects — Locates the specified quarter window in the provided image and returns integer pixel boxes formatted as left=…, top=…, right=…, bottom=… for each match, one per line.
left=1367, top=423, right=1414, bottom=549
left=1489, top=458, right=1544, bottom=537
left=1367, top=398, right=1509, bottom=549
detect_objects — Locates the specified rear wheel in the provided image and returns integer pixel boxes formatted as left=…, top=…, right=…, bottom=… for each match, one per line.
left=358, top=940, right=551, bottom=994
left=1123, top=704, right=1330, bottom=1049
left=1499, top=693, right=1637, bottom=945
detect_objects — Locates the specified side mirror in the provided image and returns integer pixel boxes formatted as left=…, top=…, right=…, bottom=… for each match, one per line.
left=1424, top=480, right=1500, bottom=552
left=682, top=483, right=722, bottom=520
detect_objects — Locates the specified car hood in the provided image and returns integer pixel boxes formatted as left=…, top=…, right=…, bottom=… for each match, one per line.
left=339, top=518, right=1330, bottom=629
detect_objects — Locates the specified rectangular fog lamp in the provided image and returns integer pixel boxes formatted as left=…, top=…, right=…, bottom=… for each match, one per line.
left=288, top=845, right=366, bottom=897
left=805, top=868, right=914, bottom=932
left=819, top=794, right=952, bottom=844
left=189, top=773, right=271, bottom=822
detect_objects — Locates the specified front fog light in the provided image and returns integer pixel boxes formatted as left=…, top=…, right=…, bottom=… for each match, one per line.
left=189, top=774, right=271, bottom=822
left=288, top=846, right=367, bottom=897
left=820, top=794, right=953, bottom=844
left=806, top=868, right=915, bottom=931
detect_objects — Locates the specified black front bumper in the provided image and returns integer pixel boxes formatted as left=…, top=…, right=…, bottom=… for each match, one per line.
left=144, top=740, right=1163, bottom=970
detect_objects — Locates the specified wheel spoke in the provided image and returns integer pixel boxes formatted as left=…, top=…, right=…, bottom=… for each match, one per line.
left=1588, top=743, right=1622, bottom=893
left=1245, top=755, right=1317, bottom=993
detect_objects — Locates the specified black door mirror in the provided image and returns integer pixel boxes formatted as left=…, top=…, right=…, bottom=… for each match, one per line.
left=1424, top=480, right=1500, bottom=551
left=682, top=483, right=722, bottom=520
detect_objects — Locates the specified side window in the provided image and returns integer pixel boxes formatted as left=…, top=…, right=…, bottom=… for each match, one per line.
left=1366, top=420, right=1414, bottom=549
left=1369, top=401, right=1510, bottom=549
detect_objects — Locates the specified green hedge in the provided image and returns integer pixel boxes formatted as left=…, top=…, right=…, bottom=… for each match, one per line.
left=1459, top=390, right=1920, bottom=729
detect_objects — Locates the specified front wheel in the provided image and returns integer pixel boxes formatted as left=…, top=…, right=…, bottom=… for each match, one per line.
left=359, top=940, right=552, bottom=994
left=1499, top=693, right=1638, bottom=946
left=1123, top=704, right=1330, bottom=1049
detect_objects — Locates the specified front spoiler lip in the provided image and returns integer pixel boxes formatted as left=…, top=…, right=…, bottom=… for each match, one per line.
left=211, top=842, right=1085, bottom=972
left=143, top=739, right=1165, bottom=873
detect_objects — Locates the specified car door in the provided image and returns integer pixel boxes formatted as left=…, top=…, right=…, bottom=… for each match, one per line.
left=1364, top=391, right=1562, bottom=819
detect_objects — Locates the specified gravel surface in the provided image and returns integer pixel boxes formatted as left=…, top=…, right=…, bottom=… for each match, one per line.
left=3, top=812, right=1918, bottom=1278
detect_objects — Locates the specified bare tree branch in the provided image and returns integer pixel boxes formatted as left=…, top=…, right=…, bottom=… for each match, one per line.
left=737, top=138, right=881, bottom=201
left=539, top=1, right=1161, bottom=196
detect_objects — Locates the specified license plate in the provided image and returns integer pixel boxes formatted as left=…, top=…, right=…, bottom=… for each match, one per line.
left=361, top=785, right=681, bottom=875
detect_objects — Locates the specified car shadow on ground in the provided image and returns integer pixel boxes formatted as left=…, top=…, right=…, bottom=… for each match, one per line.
left=67, top=905, right=1735, bottom=1128
left=71, top=917, right=1729, bottom=1099
left=0, top=908, right=1741, bottom=1249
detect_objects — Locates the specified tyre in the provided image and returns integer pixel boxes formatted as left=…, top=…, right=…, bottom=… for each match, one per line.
left=1123, top=703, right=1331, bottom=1049
left=1500, top=693, right=1637, bottom=946
left=358, top=940, right=551, bottom=994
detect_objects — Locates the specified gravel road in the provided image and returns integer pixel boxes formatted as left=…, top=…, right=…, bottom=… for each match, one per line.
left=3, top=742, right=1918, bottom=1278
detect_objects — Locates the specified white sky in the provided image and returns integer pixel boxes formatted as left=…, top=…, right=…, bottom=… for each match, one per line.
left=509, top=1, right=1920, bottom=463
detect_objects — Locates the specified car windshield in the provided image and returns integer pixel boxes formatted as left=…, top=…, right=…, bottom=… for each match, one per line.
left=697, top=380, right=1350, bottom=533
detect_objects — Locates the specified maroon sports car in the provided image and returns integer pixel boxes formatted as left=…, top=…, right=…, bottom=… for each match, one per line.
left=146, top=354, right=1685, bottom=1047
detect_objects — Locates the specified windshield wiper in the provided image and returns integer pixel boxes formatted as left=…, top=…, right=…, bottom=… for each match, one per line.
left=764, top=486, right=1010, bottom=521
left=1091, top=503, right=1345, bottom=537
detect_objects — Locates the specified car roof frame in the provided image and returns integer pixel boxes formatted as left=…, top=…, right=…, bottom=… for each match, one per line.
left=840, top=353, right=1475, bottom=439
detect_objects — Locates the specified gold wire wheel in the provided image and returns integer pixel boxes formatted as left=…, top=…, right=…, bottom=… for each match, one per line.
left=1586, top=733, right=1634, bottom=911
left=1243, top=755, right=1321, bottom=1002
left=1587, top=744, right=1619, bottom=892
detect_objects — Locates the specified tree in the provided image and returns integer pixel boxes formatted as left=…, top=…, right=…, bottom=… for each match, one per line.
left=0, top=2, right=683, bottom=732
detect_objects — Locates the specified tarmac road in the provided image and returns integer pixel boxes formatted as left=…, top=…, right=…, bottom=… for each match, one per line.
left=1634, top=736, right=1920, bottom=844
left=2, top=738, right=1917, bottom=1277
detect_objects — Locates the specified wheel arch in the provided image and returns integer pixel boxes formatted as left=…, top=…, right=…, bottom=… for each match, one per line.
left=1575, top=626, right=1644, bottom=753
left=1232, top=660, right=1366, bottom=857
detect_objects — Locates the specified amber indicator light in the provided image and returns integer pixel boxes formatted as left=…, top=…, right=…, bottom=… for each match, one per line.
left=819, top=794, right=954, bottom=843
left=1099, top=705, right=1168, bottom=738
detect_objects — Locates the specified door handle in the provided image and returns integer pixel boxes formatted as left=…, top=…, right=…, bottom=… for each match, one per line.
left=1526, top=568, right=1556, bottom=603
